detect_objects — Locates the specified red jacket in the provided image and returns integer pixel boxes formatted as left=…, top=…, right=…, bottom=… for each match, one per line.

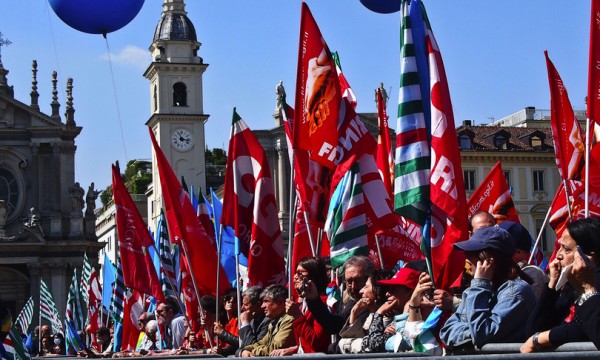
left=292, top=295, right=331, bottom=353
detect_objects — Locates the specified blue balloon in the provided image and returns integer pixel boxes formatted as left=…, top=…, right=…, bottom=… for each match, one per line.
left=49, top=0, right=145, bottom=36
left=359, top=0, right=401, bottom=14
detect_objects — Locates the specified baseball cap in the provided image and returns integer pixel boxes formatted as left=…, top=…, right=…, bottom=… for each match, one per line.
left=453, top=226, right=515, bottom=256
left=498, top=221, right=532, bottom=253
left=377, top=267, right=420, bottom=290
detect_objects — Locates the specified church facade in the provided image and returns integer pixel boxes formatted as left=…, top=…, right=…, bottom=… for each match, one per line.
left=0, top=60, right=102, bottom=319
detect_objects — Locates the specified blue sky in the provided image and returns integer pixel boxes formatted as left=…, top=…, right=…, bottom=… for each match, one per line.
left=1, top=0, right=591, bottom=192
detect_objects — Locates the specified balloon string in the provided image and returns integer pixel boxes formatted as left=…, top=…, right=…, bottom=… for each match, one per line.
left=104, top=37, right=129, bottom=163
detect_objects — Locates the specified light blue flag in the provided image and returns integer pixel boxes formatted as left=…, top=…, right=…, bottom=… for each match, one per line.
left=211, top=189, right=247, bottom=283
left=101, top=254, right=116, bottom=311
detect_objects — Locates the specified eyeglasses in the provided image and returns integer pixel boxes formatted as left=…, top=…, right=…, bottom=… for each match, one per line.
left=345, top=276, right=366, bottom=285
left=295, top=269, right=309, bottom=278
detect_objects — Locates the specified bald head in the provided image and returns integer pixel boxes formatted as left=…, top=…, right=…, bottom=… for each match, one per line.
left=470, top=211, right=495, bottom=234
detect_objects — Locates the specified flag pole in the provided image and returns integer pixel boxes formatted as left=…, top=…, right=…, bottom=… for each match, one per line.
left=287, top=151, right=297, bottom=298
left=178, top=236, right=214, bottom=348
left=528, top=206, right=552, bottom=265
left=374, top=234, right=385, bottom=269
left=215, top=223, right=222, bottom=332
left=586, top=116, right=591, bottom=218
left=302, top=211, right=316, bottom=256
left=563, top=179, right=573, bottom=220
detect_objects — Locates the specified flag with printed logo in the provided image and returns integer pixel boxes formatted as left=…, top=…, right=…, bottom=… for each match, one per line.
left=221, top=109, right=286, bottom=286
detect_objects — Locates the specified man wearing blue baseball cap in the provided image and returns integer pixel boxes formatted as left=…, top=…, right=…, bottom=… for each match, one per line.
left=439, top=226, right=536, bottom=352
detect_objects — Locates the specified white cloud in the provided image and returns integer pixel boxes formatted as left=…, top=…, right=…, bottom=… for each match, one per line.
left=101, top=45, right=149, bottom=70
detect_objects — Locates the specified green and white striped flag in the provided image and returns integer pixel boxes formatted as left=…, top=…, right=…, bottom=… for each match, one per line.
left=80, top=253, right=92, bottom=305
left=3, top=325, right=31, bottom=360
left=109, top=261, right=125, bottom=325
left=65, top=268, right=84, bottom=331
left=40, top=279, right=62, bottom=334
left=15, top=297, right=34, bottom=334
left=325, top=163, right=369, bottom=269
left=394, top=0, right=431, bottom=227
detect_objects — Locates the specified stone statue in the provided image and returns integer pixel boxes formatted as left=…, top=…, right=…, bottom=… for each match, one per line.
left=69, top=182, right=85, bottom=213
left=276, top=80, right=286, bottom=102
left=375, top=82, right=389, bottom=107
left=24, top=207, right=44, bottom=236
left=85, top=182, right=101, bottom=217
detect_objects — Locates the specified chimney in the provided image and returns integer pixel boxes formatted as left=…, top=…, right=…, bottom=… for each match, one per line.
left=462, top=120, right=473, bottom=127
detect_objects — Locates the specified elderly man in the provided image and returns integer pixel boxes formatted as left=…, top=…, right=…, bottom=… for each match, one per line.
left=304, top=256, right=374, bottom=336
left=215, top=286, right=270, bottom=356
left=469, top=210, right=496, bottom=235
left=156, top=296, right=186, bottom=350
left=239, top=285, right=295, bottom=357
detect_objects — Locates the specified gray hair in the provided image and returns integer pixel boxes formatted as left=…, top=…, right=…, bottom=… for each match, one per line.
left=343, top=255, right=375, bottom=277
left=260, top=284, right=287, bottom=302
left=145, top=320, right=158, bottom=334
left=243, top=286, right=264, bottom=305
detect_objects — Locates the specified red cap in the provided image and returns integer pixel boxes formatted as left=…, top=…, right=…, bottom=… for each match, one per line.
left=377, top=268, right=420, bottom=289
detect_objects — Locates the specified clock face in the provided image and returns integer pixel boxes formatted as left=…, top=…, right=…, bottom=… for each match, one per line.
left=171, top=128, right=193, bottom=152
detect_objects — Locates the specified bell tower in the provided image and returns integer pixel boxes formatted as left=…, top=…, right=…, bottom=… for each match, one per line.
left=145, top=0, right=208, bottom=228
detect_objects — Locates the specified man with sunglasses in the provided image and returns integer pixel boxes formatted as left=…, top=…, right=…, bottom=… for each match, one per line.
left=156, top=296, right=186, bottom=350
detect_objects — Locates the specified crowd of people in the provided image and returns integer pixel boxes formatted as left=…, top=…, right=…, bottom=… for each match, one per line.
left=22, top=212, right=600, bottom=357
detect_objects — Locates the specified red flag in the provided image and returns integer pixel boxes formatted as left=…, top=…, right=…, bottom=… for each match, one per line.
left=427, top=36, right=469, bottom=290
left=282, top=100, right=330, bottom=227
left=148, top=127, right=228, bottom=296
left=112, top=165, right=165, bottom=302
left=588, top=0, right=600, bottom=141
left=375, top=88, right=394, bottom=196
left=294, top=3, right=341, bottom=167
left=467, top=161, right=520, bottom=224
left=180, top=261, right=201, bottom=333
left=87, top=269, right=102, bottom=350
left=545, top=51, right=586, bottom=181
left=121, top=290, right=143, bottom=351
left=221, top=109, right=286, bottom=286
left=359, top=153, right=398, bottom=233
left=197, top=190, right=216, bottom=242
left=369, top=223, right=423, bottom=270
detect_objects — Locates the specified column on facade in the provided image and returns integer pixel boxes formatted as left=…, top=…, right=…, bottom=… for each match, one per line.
left=27, top=263, right=41, bottom=328
left=51, top=143, right=61, bottom=213
left=276, top=140, right=288, bottom=215
left=30, top=143, right=40, bottom=210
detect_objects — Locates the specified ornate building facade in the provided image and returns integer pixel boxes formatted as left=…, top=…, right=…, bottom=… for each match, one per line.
left=0, top=59, right=102, bottom=319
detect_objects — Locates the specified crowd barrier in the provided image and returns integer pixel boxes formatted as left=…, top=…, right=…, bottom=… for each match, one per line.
left=31, top=342, right=598, bottom=359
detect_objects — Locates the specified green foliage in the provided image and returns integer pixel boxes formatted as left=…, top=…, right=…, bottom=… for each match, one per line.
left=205, top=147, right=227, bottom=165
left=99, top=159, right=152, bottom=207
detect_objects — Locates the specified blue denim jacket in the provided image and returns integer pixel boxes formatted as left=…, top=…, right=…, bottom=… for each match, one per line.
left=439, top=277, right=535, bottom=349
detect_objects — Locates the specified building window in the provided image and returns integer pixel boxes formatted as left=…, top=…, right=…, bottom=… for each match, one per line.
left=533, top=170, right=545, bottom=192
left=459, top=134, right=472, bottom=150
left=464, top=170, right=476, bottom=191
left=503, top=170, right=511, bottom=188
left=531, top=136, right=543, bottom=149
left=494, top=135, right=508, bottom=150
left=173, top=82, right=187, bottom=106
left=535, top=218, right=548, bottom=251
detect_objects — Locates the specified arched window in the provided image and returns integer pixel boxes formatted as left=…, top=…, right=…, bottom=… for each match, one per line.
left=173, top=82, right=187, bottom=107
